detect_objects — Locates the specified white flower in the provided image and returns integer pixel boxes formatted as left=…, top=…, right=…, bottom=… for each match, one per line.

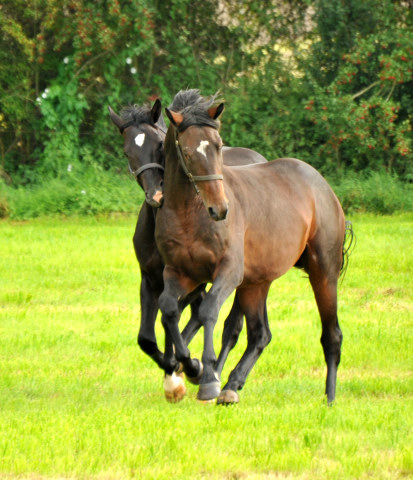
left=67, top=164, right=73, bottom=172
left=36, top=97, right=42, bottom=104
left=130, top=67, right=137, bottom=74
left=41, top=92, right=47, bottom=99
left=81, top=190, right=86, bottom=195
left=126, top=57, right=132, bottom=64
left=63, top=57, right=69, bottom=64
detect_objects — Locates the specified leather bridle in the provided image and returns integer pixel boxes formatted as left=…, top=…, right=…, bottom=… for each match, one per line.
left=174, top=128, right=224, bottom=195
left=120, top=121, right=166, bottom=179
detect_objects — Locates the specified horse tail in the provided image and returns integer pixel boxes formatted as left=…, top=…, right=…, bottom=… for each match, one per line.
left=340, top=220, right=355, bottom=280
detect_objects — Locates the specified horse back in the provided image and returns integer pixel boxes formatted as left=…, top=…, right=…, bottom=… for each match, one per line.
left=223, top=158, right=344, bottom=283
left=222, top=147, right=267, bottom=166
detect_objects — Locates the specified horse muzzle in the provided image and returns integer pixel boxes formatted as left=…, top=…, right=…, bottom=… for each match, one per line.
left=208, top=202, right=228, bottom=221
left=146, top=189, right=164, bottom=208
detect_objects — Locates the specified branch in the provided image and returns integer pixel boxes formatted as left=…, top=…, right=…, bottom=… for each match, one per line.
left=75, top=51, right=111, bottom=77
left=351, top=80, right=380, bottom=100
left=385, top=79, right=397, bottom=102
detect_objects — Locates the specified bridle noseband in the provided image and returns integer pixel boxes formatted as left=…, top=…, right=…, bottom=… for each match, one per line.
left=174, top=129, right=224, bottom=195
left=128, top=161, right=165, bottom=179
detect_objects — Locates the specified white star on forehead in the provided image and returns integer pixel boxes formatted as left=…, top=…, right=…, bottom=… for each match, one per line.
left=196, top=140, right=209, bottom=158
left=135, top=133, right=145, bottom=147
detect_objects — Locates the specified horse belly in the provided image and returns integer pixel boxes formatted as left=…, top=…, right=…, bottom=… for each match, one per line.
left=242, top=217, right=310, bottom=285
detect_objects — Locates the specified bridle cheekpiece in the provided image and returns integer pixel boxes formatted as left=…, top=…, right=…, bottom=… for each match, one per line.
left=174, top=128, right=224, bottom=195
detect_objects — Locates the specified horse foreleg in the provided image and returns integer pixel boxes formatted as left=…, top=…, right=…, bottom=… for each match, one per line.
left=137, top=273, right=165, bottom=369
left=215, top=292, right=244, bottom=376
left=163, top=330, right=187, bottom=403
left=218, top=285, right=271, bottom=405
left=180, top=287, right=206, bottom=346
left=196, top=270, right=242, bottom=401
left=159, top=268, right=203, bottom=395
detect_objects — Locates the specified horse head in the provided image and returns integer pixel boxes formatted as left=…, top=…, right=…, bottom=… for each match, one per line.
left=109, top=99, right=166, bottom=208
left=165, top=94, right=229, bottom=221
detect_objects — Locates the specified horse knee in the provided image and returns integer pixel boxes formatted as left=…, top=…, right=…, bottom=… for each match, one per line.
left=159, top=292, right=179, bottom=324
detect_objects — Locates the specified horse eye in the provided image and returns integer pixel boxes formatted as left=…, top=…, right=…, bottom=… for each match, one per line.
left=158, top=141, right=163, bottom=151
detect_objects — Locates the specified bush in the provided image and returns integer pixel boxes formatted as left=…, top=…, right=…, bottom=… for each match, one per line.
left=331, top=171, right=413, bottom=214
left=2, top=167, right=144, bottom=220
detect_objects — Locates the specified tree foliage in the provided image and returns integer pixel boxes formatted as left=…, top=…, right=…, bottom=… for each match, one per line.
left=0, top=0, right=412, bottom=186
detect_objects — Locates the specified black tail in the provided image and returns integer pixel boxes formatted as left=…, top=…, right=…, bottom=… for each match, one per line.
left=340, top=220, right=355, bottom=280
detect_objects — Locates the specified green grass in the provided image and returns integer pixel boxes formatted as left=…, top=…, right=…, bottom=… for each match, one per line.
left=0, top=214, right=412, bottom=479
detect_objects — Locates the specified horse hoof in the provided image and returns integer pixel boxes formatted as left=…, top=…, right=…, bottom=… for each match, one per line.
left=186, top=360, right=203, bottom=385
left=217, top=389, right=239, bottom=405
left=163, top=372, right=186, bottom=403
left=197, top=381, right=221, bottom=401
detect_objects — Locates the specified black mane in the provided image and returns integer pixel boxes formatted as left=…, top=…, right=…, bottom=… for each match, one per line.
left=120, top=104, right=155, bottom=127
left=169, top=89, right=222, bottom=132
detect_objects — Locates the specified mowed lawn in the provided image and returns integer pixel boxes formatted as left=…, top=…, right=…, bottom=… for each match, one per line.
left=0, top=213, right=412, bottom=480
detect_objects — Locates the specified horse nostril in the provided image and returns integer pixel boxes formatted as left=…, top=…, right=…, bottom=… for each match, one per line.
left=208, top=206, right=228, bottom=221
left=208, top=207, right=218, bottom=220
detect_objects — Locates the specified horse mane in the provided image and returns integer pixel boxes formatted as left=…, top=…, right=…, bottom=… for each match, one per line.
left=120, top=104, right=155, bottom=127
left=169, top=89, right=223, bottom=132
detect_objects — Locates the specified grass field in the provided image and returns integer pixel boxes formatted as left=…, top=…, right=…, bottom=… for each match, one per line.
left=0, top=213, right=412, bottom=479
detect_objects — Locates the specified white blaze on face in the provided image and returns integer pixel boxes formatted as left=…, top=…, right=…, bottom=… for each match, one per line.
left=196, top=140, right=209, bottom=158
left=135, top=133, right=145, bottom=147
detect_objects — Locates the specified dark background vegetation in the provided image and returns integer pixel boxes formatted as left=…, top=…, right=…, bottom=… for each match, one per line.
left=1, top=0, right=412, bottom=218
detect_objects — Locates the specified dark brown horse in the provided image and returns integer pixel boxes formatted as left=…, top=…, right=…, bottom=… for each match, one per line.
left=155, top=90, right=353, bottom=405
left=109, top=96, right=266, bottom=400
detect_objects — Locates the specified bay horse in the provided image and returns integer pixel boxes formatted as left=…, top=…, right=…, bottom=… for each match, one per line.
left=155, top=90, right=353, bottom=405
left=108, top=96, right=266, bottom=401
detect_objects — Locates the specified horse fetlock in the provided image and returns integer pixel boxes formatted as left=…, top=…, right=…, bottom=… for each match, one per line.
left=185, top=359, right=204, bottom=385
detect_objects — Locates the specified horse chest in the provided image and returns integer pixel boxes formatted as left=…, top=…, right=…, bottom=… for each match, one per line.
left=156, top=223, right=221, bottom=281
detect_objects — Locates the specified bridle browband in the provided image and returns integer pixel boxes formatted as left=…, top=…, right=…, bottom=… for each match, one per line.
left=120, top=120, right=166, bottom=179
left=174, top=128, right=224, bottom=195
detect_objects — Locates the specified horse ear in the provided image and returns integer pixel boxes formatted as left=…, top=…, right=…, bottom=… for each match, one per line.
left=151, top=98, right=162, bottom=124
left=108, top=106, right=123, bottom=132
left=165, top=108, right=183, bottom=126
left=208, top=103, right=225, bottom=120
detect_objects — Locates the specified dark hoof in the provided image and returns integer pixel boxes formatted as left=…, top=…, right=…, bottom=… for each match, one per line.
left=186, top=360, right=203, bottom=385
left=197, top=381, right=221, bottom=401
left=217, top=389, right=239, bottom=405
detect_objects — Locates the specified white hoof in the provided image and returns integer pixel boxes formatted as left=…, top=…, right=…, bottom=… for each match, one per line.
left=163, top=372, right=186, bottom=403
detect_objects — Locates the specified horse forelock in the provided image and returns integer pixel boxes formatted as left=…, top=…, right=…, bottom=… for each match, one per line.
left=120, top=104, right=154, bottom=127
left=169, top=89, right=222, bottom=132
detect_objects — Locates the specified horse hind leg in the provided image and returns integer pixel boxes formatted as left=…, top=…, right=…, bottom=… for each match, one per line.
left=305, top=245, right=343, bottom=405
